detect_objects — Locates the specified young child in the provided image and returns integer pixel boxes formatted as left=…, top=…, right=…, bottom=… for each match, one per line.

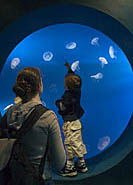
left=56, top=62, right=88, bottom=177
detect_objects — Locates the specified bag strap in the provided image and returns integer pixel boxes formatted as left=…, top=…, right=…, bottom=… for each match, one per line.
left=13, top=104, right=49, bottom=180
left=16, top=104, right=47, bottom=139
left=39, top=136, right=49, bottom=176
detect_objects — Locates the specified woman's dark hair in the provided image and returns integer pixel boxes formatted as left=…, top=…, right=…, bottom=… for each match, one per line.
left=64, top=74, right=82, bottom=91
left=13, top=67, right=42, bottom=103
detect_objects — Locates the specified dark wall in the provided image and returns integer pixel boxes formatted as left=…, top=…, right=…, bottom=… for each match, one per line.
left=74, top=0, right=133, bottom=33
left=0, top=0, right=133, bottom=33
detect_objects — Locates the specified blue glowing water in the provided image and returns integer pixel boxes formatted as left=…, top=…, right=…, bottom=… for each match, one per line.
left=0, top=23, right=133, bottom=158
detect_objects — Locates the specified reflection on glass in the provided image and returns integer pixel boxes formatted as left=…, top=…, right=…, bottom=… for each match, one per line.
left=3, top=104, right=14, bottom=111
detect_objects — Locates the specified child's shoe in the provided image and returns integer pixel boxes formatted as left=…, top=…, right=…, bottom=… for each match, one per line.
left=60, top=164, right=77, bottom=177
left=76, top=162, right=88, bottom=173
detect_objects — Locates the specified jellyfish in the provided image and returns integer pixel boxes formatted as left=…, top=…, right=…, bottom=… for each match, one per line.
left=11, top=58, right=20, bottom=69
left=98, top=57, right=108, bottom=68
left=49, top=83, right=58, bottom=93
left=91, top=37, right=99, bottom=46
left=97, top=136, right=110, bottom=151
left=43, top=51, right=53, bottom=61
left=3, top=104, right=14, bottom=111
left=90, top=72, right=103, bottom=80
left=109, top=46, right=117, bottom=59
left=66, top=42, right=77, bottom=49
left=71, top=60, right=80, bottom=72
left=49, top=83, right=57, bottom=88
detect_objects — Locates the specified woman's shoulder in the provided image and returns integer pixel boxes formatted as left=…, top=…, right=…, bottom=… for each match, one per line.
left=38, top=109, right=59, bottom=127
left=40, top=109, right=57, bottom=119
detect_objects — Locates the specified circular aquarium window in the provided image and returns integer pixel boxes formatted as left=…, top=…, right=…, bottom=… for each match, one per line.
left=0, top=23, right=132, bottom=159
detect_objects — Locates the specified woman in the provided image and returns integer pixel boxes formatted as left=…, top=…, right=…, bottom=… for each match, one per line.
left=1, top=67, right=66, bottom=185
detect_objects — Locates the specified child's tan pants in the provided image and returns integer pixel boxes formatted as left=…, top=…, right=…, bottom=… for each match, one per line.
left=62, top=119, right=87, bottom=159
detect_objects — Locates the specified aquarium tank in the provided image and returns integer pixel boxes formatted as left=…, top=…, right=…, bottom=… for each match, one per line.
left=0, top=23, right=132, bottom=159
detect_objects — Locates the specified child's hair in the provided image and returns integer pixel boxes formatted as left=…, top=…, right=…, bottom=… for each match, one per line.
left=13, top=67, right=42, bottom=103
left=64, top=74, right=82, bottom=91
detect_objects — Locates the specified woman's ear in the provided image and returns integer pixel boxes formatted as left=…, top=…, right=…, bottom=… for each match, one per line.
left=14, top=96, right=22, bottom=105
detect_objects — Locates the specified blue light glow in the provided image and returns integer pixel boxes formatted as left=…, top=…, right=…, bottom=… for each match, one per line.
left=0, top=23, right=133, bottom=158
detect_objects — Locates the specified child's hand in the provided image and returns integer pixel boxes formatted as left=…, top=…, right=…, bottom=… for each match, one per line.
left=65, top=61, right=71, bottom=69
left=65, top=60, right=74, bottom=73
left=55, top=100, right=61, bottom=107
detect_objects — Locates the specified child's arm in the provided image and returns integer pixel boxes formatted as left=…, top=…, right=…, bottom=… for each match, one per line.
left=55, top=99, right=66, bottom=111
left=65, top=61, right=74, bottom=74
left=55, top=91, right=74, bottom=115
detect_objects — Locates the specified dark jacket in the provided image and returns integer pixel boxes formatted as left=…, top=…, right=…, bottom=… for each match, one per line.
left=56, top=89, right=84, bottom=121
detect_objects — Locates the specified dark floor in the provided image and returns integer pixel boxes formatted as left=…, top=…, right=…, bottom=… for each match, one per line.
left=54, top=151, right=133, bottom=185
